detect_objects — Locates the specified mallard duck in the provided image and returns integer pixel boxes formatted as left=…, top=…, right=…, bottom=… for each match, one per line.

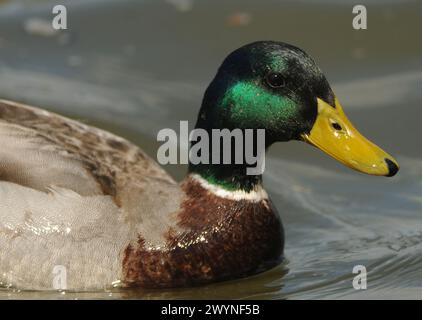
left=0, top=41, right=398, bottom=291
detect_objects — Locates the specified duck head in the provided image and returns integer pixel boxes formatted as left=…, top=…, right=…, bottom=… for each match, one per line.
left=193, top=41, right=399, bottom=181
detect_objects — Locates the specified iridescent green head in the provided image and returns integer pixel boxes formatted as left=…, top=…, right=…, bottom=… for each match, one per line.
left=190, top=41, right=399, bottom=191
left=196, top=41, right=335, bottom=143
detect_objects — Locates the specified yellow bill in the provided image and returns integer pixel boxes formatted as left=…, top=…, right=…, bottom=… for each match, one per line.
left=301, top=98, right=399, bottom=177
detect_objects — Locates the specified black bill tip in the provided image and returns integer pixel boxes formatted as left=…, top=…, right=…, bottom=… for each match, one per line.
left=385, top=158, right=399, bottom=177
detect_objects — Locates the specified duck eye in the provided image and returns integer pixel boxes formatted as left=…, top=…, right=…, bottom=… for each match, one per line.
left=266, top=72, right=285, bottom=88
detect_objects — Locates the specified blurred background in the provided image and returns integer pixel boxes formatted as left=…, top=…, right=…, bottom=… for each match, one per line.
left=0, top=0, right=421, bottom=299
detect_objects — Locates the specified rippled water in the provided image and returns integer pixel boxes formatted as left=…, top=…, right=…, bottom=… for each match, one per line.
left=0, top=0, right=421, bottom=299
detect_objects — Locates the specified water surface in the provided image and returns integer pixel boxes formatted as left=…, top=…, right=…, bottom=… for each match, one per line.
left=0, top=0, right=421, bottom=299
